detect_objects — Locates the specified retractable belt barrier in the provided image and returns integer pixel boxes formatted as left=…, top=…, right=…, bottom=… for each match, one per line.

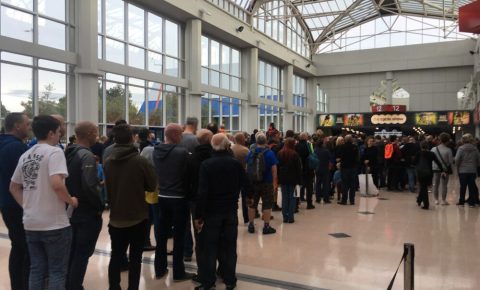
left=387, top=243, right=415, bottom=290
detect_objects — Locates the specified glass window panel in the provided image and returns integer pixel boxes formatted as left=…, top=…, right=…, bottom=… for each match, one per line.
left=128, top=85, right=145, bottom=125
left=128, top=4, right=144, bottom=46
left=406, top=32, right=422, bottom=45
left=165, top=56, right=178, bottom=77
left=128, top=77, right=144, bottom=86
left=1, top=6, right=33, bottom=42
left=106, top=38, right=125, bottom=64
left=211, top=97, right=220, bottom=126
left=105, top=0, right=124, bottom=40
left=38, top=18, right=65, bottom=49
left=266, top=64, right=272, bottom=86
left=258, top=61, right=265, bottom=84
left=221, top=73, right=229, bottom=90
left=38, top=70, right=66, bottom=117
left=272, top=67, right=278, bottom=88
left=128, top=45, right=145, bottom=69
left=147, top=51, right=162, bottom=73
left=148, top=88, right=163, bottom=126
left=201, top=67, right=208, bottom=85
left=390, top=32, right=405, bottom=46
left=210, top=70, right=220, bottom=87
left=148, top=13, right=162, bottom=51
left=201, top=96, right=209, bottom=128
left=266, top=86, right=272, bottom=100
left=38, top=59, right=66, bottom=71
left=272, top=89, right=278, bottom=101
left=231, top=77, right=240, bottom=92
left=231, top=49, right=240, bottom=76
left=106, top=82, right=125, bottom=123
left=221, top=45, right=230, bottom=73
left=165, top=92, right=178, bottom=124
left=258, top=84, right=264, bottom=99
left=1, top=64, right=33, bottom=117
left=38, top=0, right=65, bottom=21
left=98, top=0, right=102, bottom=34
left=210, top=40, right=220, bottom=71
left=98, top=80, right=103, bottom=123
left=2, top=0, right=33, bottom=10
left=98, top=35, right=103, bottom=59
left=106, top=73, right=124, bottom=83
left=165, top=20, right=178, bottom=57
left=201, top=36, right=209, bottom=66
left=1, top=52, right=32, bottom=65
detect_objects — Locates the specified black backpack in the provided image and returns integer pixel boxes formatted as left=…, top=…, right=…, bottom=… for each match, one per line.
left=247, top=147, right=268, bottom=183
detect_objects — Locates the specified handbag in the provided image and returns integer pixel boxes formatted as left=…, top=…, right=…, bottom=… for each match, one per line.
left=435, top=147, right=452, bottom=174
left=145, top=188, right=159, bottom=204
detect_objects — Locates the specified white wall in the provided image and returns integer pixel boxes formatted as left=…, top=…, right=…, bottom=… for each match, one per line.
left=314, top=40, right=476, bottom=114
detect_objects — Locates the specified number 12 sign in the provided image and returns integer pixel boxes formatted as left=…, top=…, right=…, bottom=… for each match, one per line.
left=371, top=105, right=406, bottom=113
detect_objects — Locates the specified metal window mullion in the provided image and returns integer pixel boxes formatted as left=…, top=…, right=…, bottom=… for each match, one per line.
left=144, top=86, right=148, bottom=126
left=102, top=79, right=106, bottom=129
left=124, top=1, right=128, bottom=67
left=162, top=18, right=166, bottom=75
left=102, top=0, right=106, bottom=60
left=33, top=58, right=39, bottom=116
left=144, top=10, right=148, bottom=72
left=125, top=82, right=129, bottom=123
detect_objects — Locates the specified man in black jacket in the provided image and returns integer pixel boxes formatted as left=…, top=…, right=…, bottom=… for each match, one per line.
left=337, top=135, right=359, bottom=205
left=153, top=123, right=194, bottom=281
left=65, top=121, right=104, bottom=290
left=194, top=134, right=251, bottom=290
left=315, top=140, right=332, bottom=204
left=295, top=132, right=315, bottom=209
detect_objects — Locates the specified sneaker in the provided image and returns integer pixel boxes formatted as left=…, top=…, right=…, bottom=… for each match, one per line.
left=184, top=256, right=192, bottom=262
left=226, top=285, right=237, bottom=290
left=435, top=200, right=439, bottom=205
left=155, top=268, right=168, bottom=279
left=441, top=201, right=449, bottom=206
left=194, top=284, right=216, bottom=290
left=173, top=272, right=195, bottom=282
left=262, top=225, right=276, bottom=235
left=248, top=223, right=255, bottom=234
left=306, top=204, right=315, bottom=209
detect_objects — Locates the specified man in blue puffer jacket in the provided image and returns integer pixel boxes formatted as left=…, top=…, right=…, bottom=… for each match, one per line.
left=0, top=112, right=30, bottom=290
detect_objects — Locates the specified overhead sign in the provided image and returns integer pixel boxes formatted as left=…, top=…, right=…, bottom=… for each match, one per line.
left=415, top=112, right=437, bottom=125
left=343, top=114, right=364, bottom=126
left=371, top=105, right=406, bottom=113
left=448, top=111, right=470, bottom=125
left=371, top=114, right=407, bottom=125
left=319, top=114, right=335, bottom=127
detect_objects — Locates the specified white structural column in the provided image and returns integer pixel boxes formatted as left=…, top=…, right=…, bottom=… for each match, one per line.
left=283, top=64, right=294, bottom=131
left=243, top=47, right=259, bottom=132
left=74, top=0, right=102, bottom=124
left=306, top=78, right=316, bottom=132
left=385, top=71, right=394, bottom=104
left=184, top=18, right=203, bottom=121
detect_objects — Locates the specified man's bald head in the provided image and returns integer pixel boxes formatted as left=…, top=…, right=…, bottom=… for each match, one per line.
left=75, top=121, right=98, bottom=147
left=197, top=129, right=213, bottom=145
left=211, top=133, right=230, bottom=151
left=299, top=132, right=309, bottom=141
left=165, top=123, right=183, bottom=144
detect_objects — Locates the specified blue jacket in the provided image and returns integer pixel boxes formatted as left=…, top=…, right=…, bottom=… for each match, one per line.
left=0, top=134, right=27, bottom=208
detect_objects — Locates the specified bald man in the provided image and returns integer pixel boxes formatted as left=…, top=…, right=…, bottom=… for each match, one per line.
left=65, top=121, right=104, bottom=290
left=194, top=134, right=251, bottom=290
left=152, top=123, right=195, bottom=281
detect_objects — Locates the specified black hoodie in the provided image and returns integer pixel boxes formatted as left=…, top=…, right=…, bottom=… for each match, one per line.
left=153, top=143, right=193, bottom=199
left=65, top=144, right=104, bottom=222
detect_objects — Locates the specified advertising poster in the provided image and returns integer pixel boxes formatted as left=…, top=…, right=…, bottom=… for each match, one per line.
left=343, top=114, right=364, bottom=126
left=448, top=111, right=470, bottom=125
left=319, top=114, right=335, bottom=127
left=415, top=112, right=437, bottom=125
left=370, top=114, right=407, bottom=125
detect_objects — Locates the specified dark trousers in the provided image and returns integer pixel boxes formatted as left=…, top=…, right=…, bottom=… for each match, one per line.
left=377, top=165, right=386, bottom=187
left=144, top=205, right=155, bottom=246
left=108, top=220, right=147, bottom=290
left=315, top=170, right=330, bottom=202
left=197, top=212, right=238, bottom=288
left=184, top=209, right=194, bottom=258
left=418, top=180, right=430, bottom=208
left=458, top=173, right=479, bottom=205
left=387, top=163, right=401, bottom=190
left=67, top=215, right=103, bottom=290
left=300, top=174, right=314, bottom=205
left=0, top=206, right=29, bottom=290
left=240, top=190, right=249, bottom=224
left=341, top=168, right=356, bottom=204
left=155, top=197, right=188, bottom=279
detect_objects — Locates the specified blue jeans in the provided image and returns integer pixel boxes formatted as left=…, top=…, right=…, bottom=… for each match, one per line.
left=281, top=185, right=296, bottom=222
left=26, top=226, right=72, bottom=290
left=67, top=215, right=102, bottom=290
left=0, top=206, right=29, bottom=290
left=458, top=173, right=479, bottom=205
left=406, top=167, right=416, bottom=192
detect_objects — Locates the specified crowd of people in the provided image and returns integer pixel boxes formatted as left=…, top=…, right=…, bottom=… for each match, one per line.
left=1, top=112, right=480, bottom=290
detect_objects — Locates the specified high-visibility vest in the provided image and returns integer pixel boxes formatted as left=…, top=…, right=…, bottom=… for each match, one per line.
left=384, top=143, right=394, bottom=159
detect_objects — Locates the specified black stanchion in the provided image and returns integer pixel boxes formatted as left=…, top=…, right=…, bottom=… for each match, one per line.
left=387, top=243, right=414, bottom=290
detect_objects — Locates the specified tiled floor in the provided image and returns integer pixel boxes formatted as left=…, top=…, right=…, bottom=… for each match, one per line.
left=1, top=177, right=479, bottom=290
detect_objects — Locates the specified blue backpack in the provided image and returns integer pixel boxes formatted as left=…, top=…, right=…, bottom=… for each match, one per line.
left=307, top=142, right=319, bottom=170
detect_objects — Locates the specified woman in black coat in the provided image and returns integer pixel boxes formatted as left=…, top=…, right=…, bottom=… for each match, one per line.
left=361, top=136, right=378, bottom=187
left=415, top=141, right=444, bottom=210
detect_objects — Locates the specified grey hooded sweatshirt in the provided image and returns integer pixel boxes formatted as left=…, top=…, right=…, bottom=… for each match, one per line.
left=455, top=143, right=480, bottom=174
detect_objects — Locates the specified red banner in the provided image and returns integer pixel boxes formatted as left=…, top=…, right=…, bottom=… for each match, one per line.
left=459, top=1, right=480, bottom=34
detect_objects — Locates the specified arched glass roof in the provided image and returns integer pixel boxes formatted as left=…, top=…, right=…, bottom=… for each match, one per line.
left=221, top=0, right=477, bottom=54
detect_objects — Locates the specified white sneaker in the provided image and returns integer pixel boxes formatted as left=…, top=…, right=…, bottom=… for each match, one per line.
left=435, top=200, right=439, bottom=205
left=441, top=201, right=449, bottom=206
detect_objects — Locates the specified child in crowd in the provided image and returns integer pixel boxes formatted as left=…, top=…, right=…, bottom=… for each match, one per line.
left=333, top=162, right=342, bottom=201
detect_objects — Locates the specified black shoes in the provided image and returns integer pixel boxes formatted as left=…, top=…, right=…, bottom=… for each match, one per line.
left=155, top=268, right=168, bottom=279
left=262, top=225, right=276, bottom=235
left=195, top=285, right=216, bottom=290
left=184, top=256, right=192, bottom=262
left=337, top=201, right=347, bottom=205
left=143, top=241, right=155, bottom=251
left=248, top=223, right=255, bottom=234
left=306, top=204, right=315, bottom=209
left=272, top=204, right=282, bottom=211
left=173, top=272, right=195, bottom=282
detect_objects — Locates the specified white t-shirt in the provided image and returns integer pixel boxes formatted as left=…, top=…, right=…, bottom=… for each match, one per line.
left=11, top=144, right=70, bottom=231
